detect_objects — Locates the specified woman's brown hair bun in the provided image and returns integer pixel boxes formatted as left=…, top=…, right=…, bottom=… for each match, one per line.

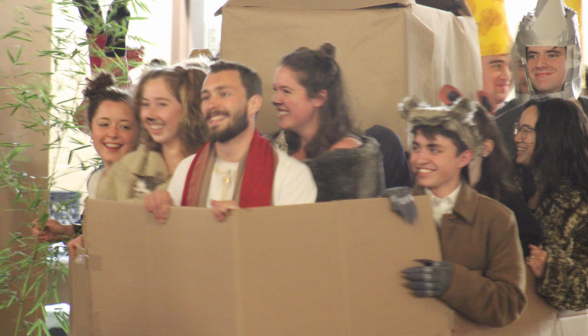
left=81, top=71, right=133, bottom=128
left=318, top=43, right=336, bottom=58
left=83, top=72, right=116, bottom=99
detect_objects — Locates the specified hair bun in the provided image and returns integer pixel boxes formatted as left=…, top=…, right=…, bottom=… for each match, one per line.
left=84, top=72, right=116, bottom=98
left=148, top=58, right=167, bottom=67
left=319, top=43, right=336, bottom=58
left=295, top=46, right=311, bottom=53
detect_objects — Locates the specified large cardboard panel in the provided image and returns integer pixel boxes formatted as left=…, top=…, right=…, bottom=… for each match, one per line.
left=72, top=197, right=455, bottom=335
left=219, top=4, right=481, bottom=146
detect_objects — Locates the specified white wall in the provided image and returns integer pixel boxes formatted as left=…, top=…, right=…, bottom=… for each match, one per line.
left=50, top=0, right=174, bottom=195
left=191, top=0, right=226, bottom=55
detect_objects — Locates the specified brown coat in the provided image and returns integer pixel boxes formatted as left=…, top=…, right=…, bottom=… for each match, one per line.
left=415, top=183, right=527, bottom=327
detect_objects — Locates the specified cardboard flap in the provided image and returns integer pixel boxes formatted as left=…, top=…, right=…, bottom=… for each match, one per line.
left=216, top=0, right=414, bottom=15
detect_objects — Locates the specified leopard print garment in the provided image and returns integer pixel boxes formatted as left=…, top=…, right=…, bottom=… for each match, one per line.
left=533, top=182, right=588, bottom=310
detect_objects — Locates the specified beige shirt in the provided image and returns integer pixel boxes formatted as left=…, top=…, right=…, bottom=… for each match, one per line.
left=425, top=184, right=462, bottom=225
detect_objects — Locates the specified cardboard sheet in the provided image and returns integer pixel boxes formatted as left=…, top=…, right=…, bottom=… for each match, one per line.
left=71, top=197, right=455, bottom=335
left=219, top=2, right=482, bottom=145
left=70, top=197, right=580, bottom=335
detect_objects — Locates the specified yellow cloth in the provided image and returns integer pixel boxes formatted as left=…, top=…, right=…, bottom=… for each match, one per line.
left=466, top=0, right=512, bottom=56
left=565, top=0, right=581, bottom=33
left=565, top=0, right=581, bottom=15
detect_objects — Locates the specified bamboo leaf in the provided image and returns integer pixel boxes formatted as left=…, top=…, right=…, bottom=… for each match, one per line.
left=9, top=35, right=33, bottom=43
left=0, top=30, right=21, bottom=40
left=7, top=49, right=15, bottom=63
left=12, top=191, right=21, bottom=206
left=15, top=45, right=23, bottom=63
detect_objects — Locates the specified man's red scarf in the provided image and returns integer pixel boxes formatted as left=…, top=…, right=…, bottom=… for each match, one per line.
left=181, top=130, right=277, bottom=208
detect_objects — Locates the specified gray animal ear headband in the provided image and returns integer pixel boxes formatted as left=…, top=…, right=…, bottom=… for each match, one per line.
left=515, top=0, right=581, bottom=100
left=399, top=96, right=484, bottom=157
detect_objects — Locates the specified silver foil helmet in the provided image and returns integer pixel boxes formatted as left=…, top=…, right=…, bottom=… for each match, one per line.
left=515, top=0, right=581, bottom=100
left=510, top=46, right=530, bottom=104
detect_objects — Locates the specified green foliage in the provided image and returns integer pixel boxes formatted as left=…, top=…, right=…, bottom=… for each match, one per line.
left=0, top=1, right=150, bottom=334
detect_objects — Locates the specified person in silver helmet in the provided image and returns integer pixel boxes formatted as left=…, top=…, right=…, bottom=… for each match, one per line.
left=495, top=0, right=587, bottom=157
left=495, top=47, right=531, bottom=118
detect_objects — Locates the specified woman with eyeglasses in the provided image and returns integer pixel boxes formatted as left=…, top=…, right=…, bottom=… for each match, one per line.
left=514, top=98, right=588, bottom=310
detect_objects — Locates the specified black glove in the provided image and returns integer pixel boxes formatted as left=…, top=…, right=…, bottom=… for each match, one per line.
left=383, top=187, right=418, bottom=224
left=402, top=259, right=454, bottom=297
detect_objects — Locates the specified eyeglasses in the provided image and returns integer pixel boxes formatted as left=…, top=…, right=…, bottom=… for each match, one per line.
left=514, top=122, right=535, bottom=139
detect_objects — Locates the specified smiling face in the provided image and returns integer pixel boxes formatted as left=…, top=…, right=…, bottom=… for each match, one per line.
left=272, top=66, right=323, bottom=135
left=481, top=54, right=513, bottom=107
left=91, top=100, right=138, bottom=169
left=201, top=70, right=254, bottom=143
left=139, top=77, right=184, bottom=148
left=515, top=105, right=538, bottom=166
left=527, top=46, right=567, bottom=94
left=409, top=130, right=473, bottom=198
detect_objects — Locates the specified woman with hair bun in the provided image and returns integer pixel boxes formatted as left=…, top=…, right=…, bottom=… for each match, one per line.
left=32, top=71, right=138, bottom=242
left=272, top=43, right=384, bottom=202
left=96, top=62, right=210, bottom=201
left=68, top=62, right=210, bottom=257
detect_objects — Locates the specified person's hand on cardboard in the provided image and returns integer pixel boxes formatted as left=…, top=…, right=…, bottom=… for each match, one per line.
left=144, top=190, right=173, bottom=224
left=526, top=244, right=547, bottom=279
left=31, top=218, right=75, bottom=243
left=403, top=259, right=454, bottom=297
left=68, top=235, right=85, bottom=259
left=211, top=200, right=240, bottom=222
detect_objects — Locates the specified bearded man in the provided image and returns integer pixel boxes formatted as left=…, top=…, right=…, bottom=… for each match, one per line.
left=144, top=61, right=317, bottom=222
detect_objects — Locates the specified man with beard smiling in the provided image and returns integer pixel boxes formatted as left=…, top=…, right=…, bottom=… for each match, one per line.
left=144, top=61, right=317, bottom=222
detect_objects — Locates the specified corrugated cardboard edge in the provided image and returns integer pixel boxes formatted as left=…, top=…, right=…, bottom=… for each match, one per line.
left=215, top=0, right=414, bottom=16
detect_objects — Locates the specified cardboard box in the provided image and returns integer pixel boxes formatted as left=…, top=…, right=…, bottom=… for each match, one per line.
left=218, top=0, right=482, bottom=145
left=70, top=197, right=456, bottom=335
left=70, top=197, right=583, bottom=335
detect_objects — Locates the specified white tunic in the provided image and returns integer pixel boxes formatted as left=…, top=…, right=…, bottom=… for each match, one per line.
left=168, top=148, right=317, bottom=207
left=87, top=168, right=104, bottom=200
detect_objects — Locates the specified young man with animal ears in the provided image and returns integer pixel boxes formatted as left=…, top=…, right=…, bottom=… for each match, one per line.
left=144, top=60, right=317, bottom=223
left=398, top=97, right=527, bottom=327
